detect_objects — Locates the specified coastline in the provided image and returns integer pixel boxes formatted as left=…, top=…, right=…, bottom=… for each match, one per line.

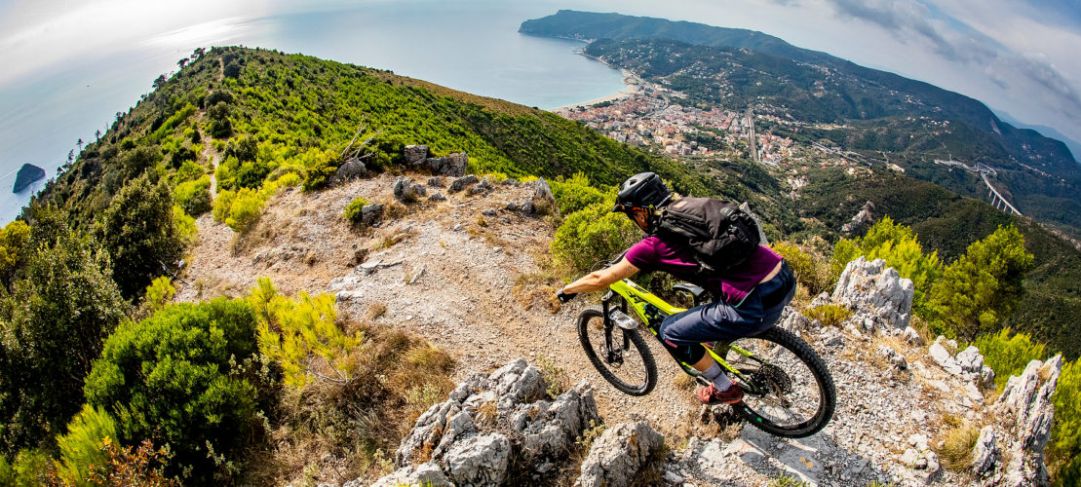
left=548, top=69, right=640, bottom=111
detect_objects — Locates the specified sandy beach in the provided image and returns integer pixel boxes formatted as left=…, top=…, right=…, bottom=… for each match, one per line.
left=549, top=70, right=640, bottom=111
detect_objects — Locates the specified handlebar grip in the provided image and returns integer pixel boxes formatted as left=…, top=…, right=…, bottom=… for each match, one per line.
left=557, top=291, right=578, bottom=303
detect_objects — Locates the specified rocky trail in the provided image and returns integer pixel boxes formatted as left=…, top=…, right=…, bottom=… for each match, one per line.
left=175, top=166, right=1065, bottom=486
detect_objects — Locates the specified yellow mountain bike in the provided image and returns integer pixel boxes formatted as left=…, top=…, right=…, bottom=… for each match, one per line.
left=576, top=277, right=836, bottom=438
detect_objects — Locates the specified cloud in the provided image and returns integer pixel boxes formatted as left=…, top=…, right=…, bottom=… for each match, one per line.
left=810, top=0, right=1081, bottom=126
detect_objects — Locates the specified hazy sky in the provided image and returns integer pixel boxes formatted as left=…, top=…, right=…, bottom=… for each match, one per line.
left=2, top=0, right=1079, bottom=142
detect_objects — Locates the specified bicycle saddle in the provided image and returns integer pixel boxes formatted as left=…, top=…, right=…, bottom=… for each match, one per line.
left=673, top=282, right=707, bottom=306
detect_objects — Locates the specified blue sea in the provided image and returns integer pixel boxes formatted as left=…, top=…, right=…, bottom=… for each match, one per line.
left=0, top=0, right=625, bottom=224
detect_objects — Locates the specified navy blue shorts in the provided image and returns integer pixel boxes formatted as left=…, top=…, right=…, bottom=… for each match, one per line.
left=658, top=262, right=796, bottom=364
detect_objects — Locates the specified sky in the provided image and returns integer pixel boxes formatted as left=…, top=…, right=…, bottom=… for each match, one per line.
left=1, top=0, right=1079, bottom=144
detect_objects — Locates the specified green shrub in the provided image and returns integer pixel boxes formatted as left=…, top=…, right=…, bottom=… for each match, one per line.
left=0, top=449, right=55, bottom=486
left=549, top=173, right=609, bottom=215
left=56, top=405, right=117, bottom=486
left=0, top=232, right=127, bottom=454
left=84, top=298, right=272, bottom=482
left=172, top=205, right=198, bottom=247
left=173, top=160, right=205, bottom=184
left=0, top=220, right=31, bottom=286
left=249, top=278, right=362, bottom=388
left=225, top=188, right=266, bottom=232
left=803, top=304, right=852, bottom=327
left=551, top=201, right=639, bottom=274
left=141, top=276, right=177, bottom=316
left=974, top=328, right=1046, bottom=390
left=343, top=197, right=369, bottom=226
left=928, top=225, right=1034, bottom=339
left=772, top=241, right=830, bottom=295
left=300, top=148, right=341, bottom=192
left=211, top=188, right=236, bottom=223
left=174, top=176, right=211, bottom=216
left=94, top=175, right=183, bottom=298
left=1051, top=359, right=1081, bottom=485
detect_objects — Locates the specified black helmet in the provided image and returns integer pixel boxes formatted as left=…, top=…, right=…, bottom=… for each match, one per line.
left=613, top=172, right=671, bottom=213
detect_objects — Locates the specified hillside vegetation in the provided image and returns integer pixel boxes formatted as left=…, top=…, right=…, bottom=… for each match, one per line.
left=35, top=46, right=712, bottom=228
left=0, top=45, right=717, bottom=484
left=521, top=10, right=1081, bottom=236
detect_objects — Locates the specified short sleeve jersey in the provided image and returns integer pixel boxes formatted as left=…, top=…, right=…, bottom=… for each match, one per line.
left=624, top=235, right=783, bottom=304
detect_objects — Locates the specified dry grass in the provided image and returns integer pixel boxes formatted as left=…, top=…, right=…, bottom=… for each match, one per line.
left=673, top=372, right=698, bottom=392
left=512, top=272, right=562, bottom=313
left=375, top=228, right=416, bottom=250
left=245, top=322, right=455, bottom=486
left=381, top=200, right=410, bottom=220
left=536, top=354, right=570, bottom=399
left=366, top=302, right=387, bottom=321
left=475, top=400, right=499, bottom=429
left=934, top=414, right=980, bottom=471
left=804, top=304, right=852, bottom=327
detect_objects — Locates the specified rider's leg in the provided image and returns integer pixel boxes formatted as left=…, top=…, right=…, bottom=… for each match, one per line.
left=658, top=302, right=765, bottom=391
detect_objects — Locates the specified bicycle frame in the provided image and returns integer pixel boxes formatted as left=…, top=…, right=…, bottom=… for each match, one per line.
left=601, top=278, right=760, bottom=384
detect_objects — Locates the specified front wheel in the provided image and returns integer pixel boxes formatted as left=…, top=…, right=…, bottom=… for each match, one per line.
left=577, top=308, right=657, bottom=396
left=720, top=327, right=836, bottom=438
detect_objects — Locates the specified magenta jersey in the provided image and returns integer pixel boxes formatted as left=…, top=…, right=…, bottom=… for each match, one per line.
left=624, top=235, right=783, bottom=304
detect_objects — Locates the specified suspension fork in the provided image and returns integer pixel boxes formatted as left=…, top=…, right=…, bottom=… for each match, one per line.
left=600, top=291, right=630, bottom=364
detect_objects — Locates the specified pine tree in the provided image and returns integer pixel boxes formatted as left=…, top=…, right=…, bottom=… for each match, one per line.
left=928, top=225, right=1034, bottom=339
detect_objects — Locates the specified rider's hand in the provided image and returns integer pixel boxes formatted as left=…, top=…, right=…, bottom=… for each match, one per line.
left=556, top=289, right=577, bottom=303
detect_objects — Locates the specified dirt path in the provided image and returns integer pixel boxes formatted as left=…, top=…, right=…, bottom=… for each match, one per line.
left=200, top=127, right=220, bottom=199
left=174, top=174, right=700, bottom=436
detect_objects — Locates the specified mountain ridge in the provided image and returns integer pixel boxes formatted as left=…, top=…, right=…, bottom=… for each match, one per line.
left=520, top=9, right=1081, bottom=237
left=520, top=10, right=1078, bottom=169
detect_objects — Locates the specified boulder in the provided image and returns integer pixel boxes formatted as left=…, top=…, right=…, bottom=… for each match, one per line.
left=832, top=257, right=914, bottom=331
left=778, top=307, right=811, bottom=332
left=993, top=355, right=1064, bottom=487
left=576, top=422, right=664, bottom=487
left=373, top=359, right=600, bottom=486
left=449, top=175, right=479, bottom=193
left=443, top=433, right=511, bottom=485
left=368, top=461, right=452, bottom=487
left=404, top=144, right=430, bottom=165
left=506, top=178, right=558, bottom=216
left=426, top=152, right=468, bottom=177
left=841, top=200, right=875, bottom=235
left=360, top=203, right=384, bottom=226
left=393, top=177, right=427, bottom=203
left=429, top=192, right=447, bottom=202
left=971, top=426, right=998, bottom=477
left=333, top=157, right=368, bottom=184
left=928, top=337, right=995, bottom=387
left=468, top=179, right=494, bottom=196
left=929, top=337, right=963, bottom=375
left=428, top=176, right=445, bottom=187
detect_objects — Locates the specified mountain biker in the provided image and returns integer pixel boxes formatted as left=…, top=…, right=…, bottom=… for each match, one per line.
left=556, top=172, right=795, bottom=405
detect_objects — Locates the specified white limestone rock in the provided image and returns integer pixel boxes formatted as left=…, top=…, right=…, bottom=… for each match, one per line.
left=832, top=257, right=914, bottom=331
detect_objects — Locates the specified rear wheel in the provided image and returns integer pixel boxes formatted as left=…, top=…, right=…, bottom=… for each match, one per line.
left=718, top=327, right=835, bottom=438
left=577, top=308, right=657, bottom=396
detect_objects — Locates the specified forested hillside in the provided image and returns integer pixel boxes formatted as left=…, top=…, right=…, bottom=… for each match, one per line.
left=521, top=10, right=1081, bottom=236
left=35, top=46, right=714, bottom=228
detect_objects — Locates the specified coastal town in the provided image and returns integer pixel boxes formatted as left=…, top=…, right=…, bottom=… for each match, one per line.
left=554, top=77, right=798, bottom=165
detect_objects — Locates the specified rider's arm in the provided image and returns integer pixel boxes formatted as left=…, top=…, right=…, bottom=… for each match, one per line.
left=561, top=258, right=639, bottom=294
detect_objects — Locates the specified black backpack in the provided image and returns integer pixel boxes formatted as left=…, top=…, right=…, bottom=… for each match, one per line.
left=655, top=197, right=762, bottom=273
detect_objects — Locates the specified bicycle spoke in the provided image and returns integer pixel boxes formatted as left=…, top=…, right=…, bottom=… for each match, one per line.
left=581, top=313, right=652, bottom=392
left=725, top=336, right=823, bottom=430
